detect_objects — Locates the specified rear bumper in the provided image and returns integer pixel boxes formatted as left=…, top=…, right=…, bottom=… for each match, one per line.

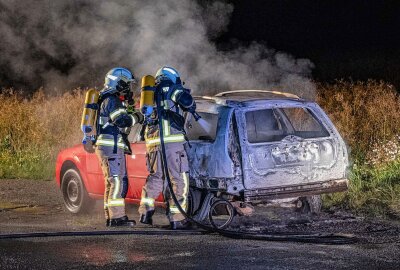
left=244, top=178, right=348, bottom=202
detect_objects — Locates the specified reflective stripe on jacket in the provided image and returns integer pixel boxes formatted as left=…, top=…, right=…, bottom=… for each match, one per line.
left=145, top=84, right=186, bottom=151
left=96, top=134, right=129, bottom=150
left=95, top=94, right=136, bottom=150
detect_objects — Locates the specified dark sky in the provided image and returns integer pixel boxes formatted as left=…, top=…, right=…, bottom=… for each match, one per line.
left=1, top=0, right=400, bottom=90
left=220, top=0, right=400, bottom=87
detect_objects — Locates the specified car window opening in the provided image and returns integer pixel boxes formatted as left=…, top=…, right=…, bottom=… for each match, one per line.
left=186, top=112, right=218, bottom=141
left=245, top=108, right=329, bottom=143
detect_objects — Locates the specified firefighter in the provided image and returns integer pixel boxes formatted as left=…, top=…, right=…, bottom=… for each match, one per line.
left=138, top=66, right=196, bottom=230
left=95, top=67, right=143, bottom=227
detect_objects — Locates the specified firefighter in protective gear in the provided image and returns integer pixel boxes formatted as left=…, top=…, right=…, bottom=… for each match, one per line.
left=139, top=66, right=196, bottom=230
left=95, top=67, right=143, bottom=227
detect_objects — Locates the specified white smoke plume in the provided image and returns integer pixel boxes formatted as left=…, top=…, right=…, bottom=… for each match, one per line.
left=0, top=0, right=315, bottom=98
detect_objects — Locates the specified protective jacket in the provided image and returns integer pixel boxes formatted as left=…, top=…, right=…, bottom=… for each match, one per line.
left=140, top=79, right=194, bottom=222
left=96, top=93, right=141, bottom=153
left=95, top=92, right=141, bottom=220
left=144, top=80, right=194, bottom=152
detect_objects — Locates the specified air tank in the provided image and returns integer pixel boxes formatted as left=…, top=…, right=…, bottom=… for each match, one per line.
left=140, top=75, right=155, bottom=116
left=81, top=88, right=99, bottom=144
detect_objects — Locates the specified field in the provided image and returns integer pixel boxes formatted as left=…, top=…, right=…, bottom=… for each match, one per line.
left=1, top=81, right=400, bottom=217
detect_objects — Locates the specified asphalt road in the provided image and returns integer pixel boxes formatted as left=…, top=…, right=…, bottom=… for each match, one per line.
left=0, top=179, right=399, bottom=269
left=1, top=233, right=399, bottom=270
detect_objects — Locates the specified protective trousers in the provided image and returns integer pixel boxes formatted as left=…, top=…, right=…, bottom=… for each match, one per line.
left=95, top=146, right=128, bottom=220
left=139, top=143, right=189, bottom=222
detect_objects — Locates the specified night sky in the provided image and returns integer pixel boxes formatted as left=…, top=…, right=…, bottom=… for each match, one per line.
left=220, top=0, right=400, bottom=88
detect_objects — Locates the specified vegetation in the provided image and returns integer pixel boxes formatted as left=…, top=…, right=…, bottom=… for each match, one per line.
left=317, top=80, right=400, bottom=157
left=323, top=160, right=400, bottom=218
left=0, top=89, right=83, bottom=179
left=317, top=80, right=400, bottom=218
left=0, top=80, right=399, bottom=217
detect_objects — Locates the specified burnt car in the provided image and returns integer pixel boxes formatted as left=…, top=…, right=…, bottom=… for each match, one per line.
left=56, top=90, right=348, bottom=226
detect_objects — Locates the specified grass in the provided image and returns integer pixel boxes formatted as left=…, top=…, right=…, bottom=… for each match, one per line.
left=0, top=148, right=54, bottom=179
left=323, top=159, right=400, bottom=218
left=0, top=80, right=400, bottom=217
left=0, top=89, right=83, bottom=179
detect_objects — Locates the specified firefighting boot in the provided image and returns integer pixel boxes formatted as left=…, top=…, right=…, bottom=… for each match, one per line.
left=106, top=219, right=110, bottom=227
left=109, top=216, right=136, bottom=227
left=170, top=219, right=192, bottom=230
left=139, top=210, right=155, bottom=225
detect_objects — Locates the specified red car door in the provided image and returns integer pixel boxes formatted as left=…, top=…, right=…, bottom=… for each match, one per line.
left=127, top=141, right=164, bottom=204
left=85, top=151, right=104, bottom=195
left=126, top=142, right=148, bottom=202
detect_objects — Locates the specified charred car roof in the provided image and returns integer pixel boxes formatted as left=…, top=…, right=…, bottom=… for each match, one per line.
left=194, top=90, right=309, bottom=113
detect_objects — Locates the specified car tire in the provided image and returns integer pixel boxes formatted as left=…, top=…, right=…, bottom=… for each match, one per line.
left=187, top=188, right=202, bottom=216
left=298, top=195, right=322, bottom=215
left=208, top=199, right=236, bottom=229
left=61, top=168, right=95, bottom=214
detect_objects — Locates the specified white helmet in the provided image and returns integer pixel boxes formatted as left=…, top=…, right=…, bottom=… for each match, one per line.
left=102, top=67, right=135, bottom=95
left=155, top=66, right=181, bottom=85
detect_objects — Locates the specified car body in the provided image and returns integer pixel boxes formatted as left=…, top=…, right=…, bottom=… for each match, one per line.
left=56, top=90, right=349, bottom=214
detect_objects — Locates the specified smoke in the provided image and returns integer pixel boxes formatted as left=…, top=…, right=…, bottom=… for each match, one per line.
left=0, top=0, right=315, bottom=98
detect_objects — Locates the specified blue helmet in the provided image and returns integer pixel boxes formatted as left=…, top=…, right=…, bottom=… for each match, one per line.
left=155, top=66, right=181, bottom=84
left=102, top=67, right=135, bottom=95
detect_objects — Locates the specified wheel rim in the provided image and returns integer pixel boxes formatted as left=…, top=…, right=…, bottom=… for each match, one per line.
left=67, top=178, right=79, bottom=203
left=62, top=174, right=82, bottom=212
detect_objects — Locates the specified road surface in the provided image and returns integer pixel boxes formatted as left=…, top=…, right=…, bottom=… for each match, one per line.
left=0, top=179, right=399, bottom=269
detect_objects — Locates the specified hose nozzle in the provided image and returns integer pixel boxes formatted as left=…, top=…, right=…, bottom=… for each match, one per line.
left=192, top=111, right=201, bottom=121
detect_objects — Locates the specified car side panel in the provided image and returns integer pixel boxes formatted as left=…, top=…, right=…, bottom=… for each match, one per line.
left=128, top=142, right=164, bottom=202
left=56, top=145, right=93, bottom=195
left=55, top=151, right=64, bottom=187
left=84, top=151, right=104, bottom=196
left=56, top=141, right=167, bottom=205
left=126, top=142, right=146, bottom=199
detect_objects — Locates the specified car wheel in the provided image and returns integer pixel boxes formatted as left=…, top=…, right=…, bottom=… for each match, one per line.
left=297, top=195, right=322, bottom=214
left=61, top=168, right=95, bottom=214
left=187, top=188, right=202, bottom=216
left=208, top=199, right=236, bottom=229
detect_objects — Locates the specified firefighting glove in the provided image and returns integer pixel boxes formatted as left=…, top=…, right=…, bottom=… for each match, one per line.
left=127, top=105, right=135, bottom=114
left=133, top=111, right=144, bottom=125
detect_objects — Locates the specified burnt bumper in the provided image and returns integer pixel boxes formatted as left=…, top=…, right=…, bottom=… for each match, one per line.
left=244, top=178, right=348, bottom=202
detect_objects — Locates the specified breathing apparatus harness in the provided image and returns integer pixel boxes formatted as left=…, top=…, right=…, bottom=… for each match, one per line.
left=81, top=88, right=137, bottom=154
